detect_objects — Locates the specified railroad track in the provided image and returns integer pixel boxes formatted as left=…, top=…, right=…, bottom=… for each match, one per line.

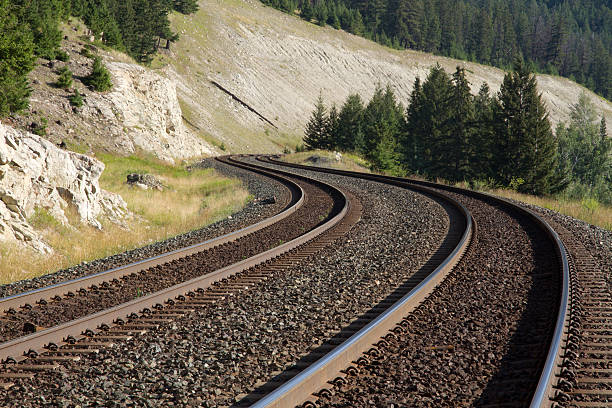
left=1, top=154, right=603, bottom=407
left=0, top=156, right=358, bottom=390
left=241, top=155, right=575, bottom=407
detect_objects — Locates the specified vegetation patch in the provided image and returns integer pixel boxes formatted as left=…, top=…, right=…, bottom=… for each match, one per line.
left=0, top=154, right=250, bottom=284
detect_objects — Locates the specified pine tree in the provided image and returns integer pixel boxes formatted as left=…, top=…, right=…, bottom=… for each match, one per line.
left=69, top=88, right=84, bottom=108
left=402, top=77, right=424, bottom=172
left=492, top=58, right=558, bottom=194
left=56, top=66, right=73, bottom=89
left=443, top=66, right=474, bottom=181
left=361, top=85, right=402, bottom=170
left=301, top=1, right=314, bottom=22
left=173, top=0, right=199, bottom=14
left=304, top=94, right=330, bottom=150
left=337, top=93, right=365, bottom=152
left=418, top=64, right=453, bottom=178
left=85, top=57, right=113, bottom=92
left=326, top=103, right=340, bottom=147
left=0, top=0, right=35, bottom=116
left=471, top=82, right=495, bottom=179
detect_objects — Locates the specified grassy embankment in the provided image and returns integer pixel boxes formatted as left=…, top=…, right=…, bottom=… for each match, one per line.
left=283, top=151, right=612, bottom=231
left=0, top=154, right=250, bottom=284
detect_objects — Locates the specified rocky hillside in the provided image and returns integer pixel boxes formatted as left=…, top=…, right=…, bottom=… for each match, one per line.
left=8, top=21, right=215, bottom=163
left=162, top=0, right=612, bottom=152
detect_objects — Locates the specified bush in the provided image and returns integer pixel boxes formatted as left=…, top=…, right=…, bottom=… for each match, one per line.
left=80, top=47, right=93, bottom=58
left=85, top=57, right=112, bottom=92
left=56, top=66, right=73, bottom=89
left=31, top=117, right=48, bottom=136
left=69, top=88, right=83, bottom=107
left=55, top=50, right=70, bottom=62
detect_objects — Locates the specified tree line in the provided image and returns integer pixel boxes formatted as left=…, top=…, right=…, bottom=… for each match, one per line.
left=304, top=60, right=612, bottom=202
left=262, top=0, right=611, bottom=101
left=0, top=0, right=198, bottom=117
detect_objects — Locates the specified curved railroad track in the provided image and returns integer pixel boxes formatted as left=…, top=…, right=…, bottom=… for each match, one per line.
left=2, top=153, right=605, bottom=407
left=0, top=156, right=355, bottom=390
left=246, top=155, right=575, bottom=407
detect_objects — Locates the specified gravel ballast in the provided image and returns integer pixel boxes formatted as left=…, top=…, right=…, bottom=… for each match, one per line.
left=1, top=163, right=450, bottom=407
left=315, top=188, right=564, bottom=407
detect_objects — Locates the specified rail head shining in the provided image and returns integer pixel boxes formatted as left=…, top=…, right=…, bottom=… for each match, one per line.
left=0, top=157, right=349, bottom=364
left=527, top=207, right=570, bottom=407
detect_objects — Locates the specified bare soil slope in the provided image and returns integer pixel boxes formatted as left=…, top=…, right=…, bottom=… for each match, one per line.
left=163, top=0, right=612, bottom=152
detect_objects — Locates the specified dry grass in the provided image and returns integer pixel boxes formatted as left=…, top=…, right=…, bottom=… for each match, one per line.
left=283, top=150, right=371, bottom=172
left=486, top=189, right=612, bottom=232
left=0, top=154, right=250, bottom=284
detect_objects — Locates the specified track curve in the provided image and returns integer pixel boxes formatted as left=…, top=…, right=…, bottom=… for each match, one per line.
left=258, top=155, right=570, bottom=407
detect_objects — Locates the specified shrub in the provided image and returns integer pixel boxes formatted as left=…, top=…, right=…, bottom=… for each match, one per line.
left=69, top=88, right=83, bottom=108
left=56, top=66, right=73, bottom=89
left=32, top=117, right=48, bottom=136
left=55, top=50, right=70, bottom=62
left=85, top=57, right=112, bottom=92
left=80, top=47, right=93, bottom=58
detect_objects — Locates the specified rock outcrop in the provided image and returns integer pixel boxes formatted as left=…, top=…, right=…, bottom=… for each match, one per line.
left=17, top=46, right=216, bottom=163
left=0, top=124, right=128, bottom=253
left=83, top=62, right=215, bottom=163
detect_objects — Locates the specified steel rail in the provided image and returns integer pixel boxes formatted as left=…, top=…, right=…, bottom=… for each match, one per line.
left=0, top=157, right=350, bottom=365
left=263, top=155, right=570, bottom=407
left=0, top=157, right=303, bottom=314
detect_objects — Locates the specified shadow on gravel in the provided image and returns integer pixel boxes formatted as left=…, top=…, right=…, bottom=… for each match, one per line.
left=232, top=193, right=465, bottom=407
left=474, top=207, right=561, bottom=407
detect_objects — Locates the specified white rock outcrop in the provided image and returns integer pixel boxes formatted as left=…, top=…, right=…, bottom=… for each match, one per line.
left=83, top=62, right=215, bottom=163
left=0, top=124, right=128, bottom=253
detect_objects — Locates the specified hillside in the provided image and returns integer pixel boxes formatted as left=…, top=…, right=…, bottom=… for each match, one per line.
left=161, top=0, right=612, bottom=153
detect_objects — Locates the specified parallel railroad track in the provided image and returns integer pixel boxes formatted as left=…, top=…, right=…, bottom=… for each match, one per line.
left=0, top=156, right=356, bottom=390
left=227, top=155, right=474, bottom=407
left=2, top=154, right=601, bottom=408
left=249, top=155, right=574, bottom=407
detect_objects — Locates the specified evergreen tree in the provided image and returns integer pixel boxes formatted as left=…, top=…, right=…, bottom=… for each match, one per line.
left=173, top=0, right=199, bottom=14
left=361, top=85, right=402, bottom=170
left=402, top=77, right=425, bottom=172
left=56, top=66, right=73, bottom=89
left=441, top=66, right=474, bottom=181
left=69, top=88, right=84, bottom=107
left=471, top=82, right=495, bottom=179
left=337, top=93, right=365, bottom=151
left=492, top=59, right=559, bottom=194
left=418, top=65, right=453, bottom=178
left=0, top=0, right=35, bottom=116
left=304, top=94, right=330, bottom=150
left=326, top=103, right=340, bottom=146
left=85, top=57, right=113, bottom=92
left=301, top=1, right=314, bottom=22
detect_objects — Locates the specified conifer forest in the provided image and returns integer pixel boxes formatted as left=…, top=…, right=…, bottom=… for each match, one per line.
left=263, top=0, right=612, bottom=101
left=0, top=0, right=198, bottom=116
left=304, top=61, right=612, bottom=203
